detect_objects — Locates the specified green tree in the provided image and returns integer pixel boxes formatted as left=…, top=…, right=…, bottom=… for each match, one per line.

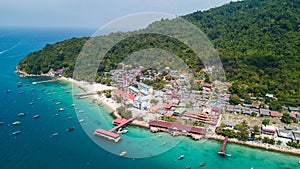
left=281, top=112, right=292, bottom=124
left=262, top=119, right=270, bottom=126
left=229, top=94, right=240, bottom=105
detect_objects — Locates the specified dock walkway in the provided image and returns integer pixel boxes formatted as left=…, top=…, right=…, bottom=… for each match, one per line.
left=218, top=136, right=228, bottom=155
left=94, top=112, right=142, bottom=142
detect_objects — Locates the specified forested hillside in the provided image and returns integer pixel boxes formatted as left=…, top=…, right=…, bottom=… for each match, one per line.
left=18, top=0, right=300, bottom=107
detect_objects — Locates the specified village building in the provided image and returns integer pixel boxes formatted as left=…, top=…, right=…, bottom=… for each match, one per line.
left=138, top=82, right=153, bottom=94
left=270, top=111, right=283, bottom=118
left=260, top=108, right=270, bottom=116
left=261, top=125, right=276, bottom=135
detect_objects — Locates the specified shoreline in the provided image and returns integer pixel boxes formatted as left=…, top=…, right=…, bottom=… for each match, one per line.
left=206, top=135, right=300, bottom=156
left=17, top=72, right=300, bottom=157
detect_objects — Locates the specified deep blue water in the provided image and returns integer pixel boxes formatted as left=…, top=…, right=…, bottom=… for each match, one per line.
left=0, top=28, right=299, bottom=169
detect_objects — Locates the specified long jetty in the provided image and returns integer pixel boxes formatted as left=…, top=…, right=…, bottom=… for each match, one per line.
left=218, top=136, right=228, bottom=155
left=94, top=113, right=142, bottom=143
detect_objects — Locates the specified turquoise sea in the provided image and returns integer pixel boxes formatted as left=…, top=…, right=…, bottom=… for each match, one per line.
left=0, top=28, right=299, bottom=169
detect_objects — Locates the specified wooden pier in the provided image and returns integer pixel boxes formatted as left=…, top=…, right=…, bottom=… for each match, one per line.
left=218, top=136, right=228, bottom=155
left=94, top=113, right=142, bottom=142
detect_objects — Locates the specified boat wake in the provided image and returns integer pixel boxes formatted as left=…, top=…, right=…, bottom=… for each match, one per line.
left=0, top=44, right=17, bottom=55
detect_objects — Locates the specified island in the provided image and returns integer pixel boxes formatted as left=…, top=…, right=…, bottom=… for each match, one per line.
left=16, top=0, right=300, bottom=155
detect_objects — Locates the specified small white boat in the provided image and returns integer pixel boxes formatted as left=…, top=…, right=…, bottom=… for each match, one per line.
left=51, top=133, right=59, bottom=137
left=29, top=102, right=34, bottom=105
left=0, top=121, right=3, bottom=125
left=79, top=119, right=85, bottom=123
left=56, top=101, right=62, bottom=105
left=12, top=130, right=21, bottom=135
left=120, top=151, right=127, bottom=156
left=57, top=108, right=64, bottom=112
left=18, top=113, right=26, bottom=116
left=78, top=110, right=84, bottom=113
left=70, top=104, right=76, bottom=107
left=178, top=155, right=184, bottom=160
left=225, top=154, right=232, bottom=157
left=32, top=115, right=40, bottom=119
left=12, top=121, right=21, bottom=125
left=117, top=128, right=129, bottom=134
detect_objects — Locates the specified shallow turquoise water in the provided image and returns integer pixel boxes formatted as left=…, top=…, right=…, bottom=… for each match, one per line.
left=0, top=28, right=299, bottom=169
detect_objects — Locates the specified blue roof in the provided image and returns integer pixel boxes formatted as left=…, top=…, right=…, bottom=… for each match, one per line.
left=134, top=95, right=141, bottom=101
left=129, top=86, right=140, bottom=93
left=141, top=96, right=150, bottom=101
left=138, top=83, right=151, bottom=89
left=140, top=89, right=150, bottom=95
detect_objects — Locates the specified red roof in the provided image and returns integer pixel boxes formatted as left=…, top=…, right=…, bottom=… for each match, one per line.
left=203, top=83, right=212, bottom=88
left=251, top=104, right=260, bottom=109
left=95, top=128, right=120, bottom=138
left=211, top=107, right=220, bottom=112
left=290, top=112, right=297, bottom=118
left=165, top=103, right=172, bottom=109
left=113, top=117, right=128, bottom=124
left=149, top=120, right=206, bottom=134
left=270, top=111, right=283, bottom=117
left=171, top=93, right=178, bottom=98
left=262, top=128, right=276, bottom=133
left=194, top=80, right=201, bottom=83
left=128, top=94, right=135, bottom=100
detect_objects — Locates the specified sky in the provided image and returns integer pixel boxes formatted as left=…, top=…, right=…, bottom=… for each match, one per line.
left=0, top=0, right=236, bottom=28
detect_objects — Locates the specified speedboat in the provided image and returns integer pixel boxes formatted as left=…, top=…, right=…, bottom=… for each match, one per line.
left=56, top=101, right=62, bottom=105
left=70, top=104, right=76, bottom=107
left=51, top=133, right=59, bottom=137
left=178, top=155, right=184, bottom=160
left=6, top=89, right=11, bottom=93
left=185, top=165, right=191, bottom=169
left=12, top=130, right=21, bottom=135
left=18, top=113, right=26, bottom=116
left=12, top=121, right=21, bottom=125
left=225, top=154, right=232, bottom=157
left=0, top=121, right=3, bottom=125
left=120, top=151, right=127, bottom=156
left=79, top=119, right=85, bottom=123
left=200, top=162, right=206, bottom=167
left=32, top=115, right=40, bottom=119
left=66, top=127, right=75, bottom=131
left=57, top=108, right=64, bottom=112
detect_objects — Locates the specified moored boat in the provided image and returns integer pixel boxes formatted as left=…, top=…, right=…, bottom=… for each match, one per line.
left=57, top=108, right=64, bottom=112
left=79, top=119, right=85, bottom=123
left=51, top=132, right=59, bottom=137
left=185, top=165, right=191, bottom=169
left=32, top=115, right=40, bottom=119
left=178, top=155, right=184, bottom=160
left=200, top=162, right=206, bottom=167
left=120, top=151, right=127, bottom=156
left=70, top=104, right=76, bottom=107
left=66, top=127, right=75, bottom=131
left=225, top=154, right=232, bottom=157
left=12, top=130, right=21, bottom=135
left=56, top=101, right=62, bottom=105
left=18, top=113, right=26, bottom=116
left=12, top=121, right=21, bottom=125
left=0, top=121, right=3, bottom=125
